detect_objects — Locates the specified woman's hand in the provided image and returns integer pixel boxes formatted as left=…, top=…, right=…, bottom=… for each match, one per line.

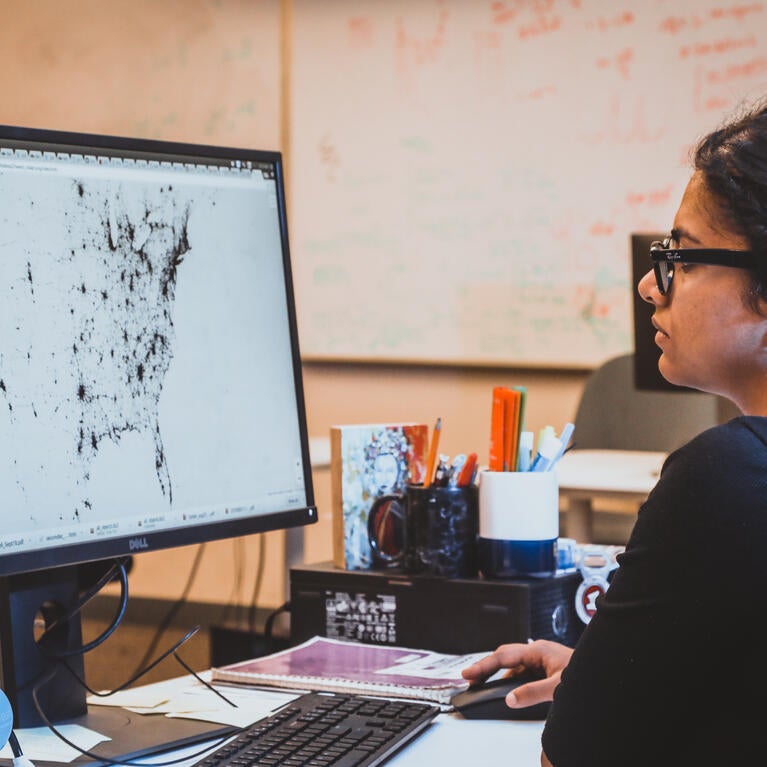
left=461, top=639, right=574, bottom=709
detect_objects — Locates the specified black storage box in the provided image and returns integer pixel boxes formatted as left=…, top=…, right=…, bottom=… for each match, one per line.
left=289, top=561, right=586, bottom=654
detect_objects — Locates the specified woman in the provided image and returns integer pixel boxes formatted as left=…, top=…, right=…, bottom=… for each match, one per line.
left=463, top=100, right=767, bottom=765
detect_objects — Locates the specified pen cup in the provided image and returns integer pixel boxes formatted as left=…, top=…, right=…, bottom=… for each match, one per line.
left=368, top=484, right=478, bottom=578
left=478, top=470, right=559, bottom=578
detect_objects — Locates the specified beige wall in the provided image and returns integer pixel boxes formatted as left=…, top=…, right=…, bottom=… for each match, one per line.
left=301, top=363, right=588, bottom=588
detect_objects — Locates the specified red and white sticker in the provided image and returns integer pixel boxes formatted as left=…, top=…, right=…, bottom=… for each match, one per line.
left=574, top=546, right=621, bottom=624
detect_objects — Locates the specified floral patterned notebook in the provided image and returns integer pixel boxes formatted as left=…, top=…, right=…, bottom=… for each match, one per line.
left=330, top=423, right=428, bottom=570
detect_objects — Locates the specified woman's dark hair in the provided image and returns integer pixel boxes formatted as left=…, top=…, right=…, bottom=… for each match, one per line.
left=694, top=98, right=767, bottom=309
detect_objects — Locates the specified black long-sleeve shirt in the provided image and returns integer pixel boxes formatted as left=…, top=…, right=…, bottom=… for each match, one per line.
left=542, top=417, right=767, bottom=766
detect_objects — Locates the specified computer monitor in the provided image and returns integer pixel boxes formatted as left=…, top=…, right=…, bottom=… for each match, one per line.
left=0, top=125, right=316, bottom=753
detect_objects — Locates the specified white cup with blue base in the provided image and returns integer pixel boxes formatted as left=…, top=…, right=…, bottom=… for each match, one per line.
left=478, top=470, right=559, bottom=578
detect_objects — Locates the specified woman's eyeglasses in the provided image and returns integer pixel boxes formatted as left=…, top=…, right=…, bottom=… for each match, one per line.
left=649, top=237, right=758, bottom=295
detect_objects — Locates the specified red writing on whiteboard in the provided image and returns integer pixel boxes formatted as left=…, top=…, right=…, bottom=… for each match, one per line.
left=710, top=4, right=764, bottom=21
left=679, top=35, right=757, bottom=58
left=348, top=16, right=375, bottom=48
left=318, top=134, right=340, bottom=183
left=524, top=85, right=558, bottom=100
left=491, top=1, right=580, bottom=32
left=661, top=4, right=762, bottom=34
left=589, top=10, right=634, bottom=31
left=490, top=1, right=519, bottom=25
left=705, top=55, right=767, bottom=84
left=589, top=221, right=614, bottom=236
left=518, top=14, right=562, bottom=39
left=395, top=7, right=448, bottom=70
left=596, top=47, right=634, bottom=79
left=626, top=185, right=673, bottom=208
left=660, top=15, right=702, bottom=34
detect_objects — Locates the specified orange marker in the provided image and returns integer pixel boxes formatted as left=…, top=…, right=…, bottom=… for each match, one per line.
left=488, top=388, right=506, bottom=472
left=423, top=417, right=442, bottom=488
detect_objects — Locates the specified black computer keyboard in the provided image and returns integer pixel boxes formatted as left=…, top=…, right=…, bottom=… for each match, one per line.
left=194, top=691, right=439, bottom=767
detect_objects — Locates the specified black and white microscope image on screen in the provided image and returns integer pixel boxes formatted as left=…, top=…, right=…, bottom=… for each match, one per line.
left=0, top=161, right=303, bottom=543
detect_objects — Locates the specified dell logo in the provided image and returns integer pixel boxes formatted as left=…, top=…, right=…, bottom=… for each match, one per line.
left=129, top=536, right=149, bottom=551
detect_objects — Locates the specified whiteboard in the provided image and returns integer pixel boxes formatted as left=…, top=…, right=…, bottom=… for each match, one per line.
left=290, top=0, right=767, bottom=367
left=0, top=0, right=281, bottom=150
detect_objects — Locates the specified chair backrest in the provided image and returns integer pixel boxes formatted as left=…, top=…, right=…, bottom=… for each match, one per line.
left=572, top=353, right=725, bottom=453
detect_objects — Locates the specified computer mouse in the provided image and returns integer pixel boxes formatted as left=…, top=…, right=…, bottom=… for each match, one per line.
left=450, top=675, right=551, bottom=721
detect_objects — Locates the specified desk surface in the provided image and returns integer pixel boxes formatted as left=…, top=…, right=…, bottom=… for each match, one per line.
left=388, top=713, right=544, bottom=766
left=554, top=448, right=666, bottom=542
left=555, top=449, right=665, bottom=497
left=146, top=710, right=545, bottom=767
left=106, top=675, right=546, bottom=767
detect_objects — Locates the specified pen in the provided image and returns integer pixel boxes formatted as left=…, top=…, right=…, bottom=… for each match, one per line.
left=434, top=454, right=450, bottom=487
left=456, top=452, right=478, bottom=486
left=550, top=422, right=575, bottom=467
left=448, top=454, right=467, bottom=486
left=423, top=417, right=442, bottom=488
left=517, top=431, right=534, bottom=471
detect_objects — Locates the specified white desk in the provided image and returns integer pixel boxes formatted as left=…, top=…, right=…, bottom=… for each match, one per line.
left=46, top=673, right=545, bottom=767
left=555, top=449, right=666, bottom=542
left=387, top=714, right=544, bottom=766
left=124, top=685, right=545, bottom=767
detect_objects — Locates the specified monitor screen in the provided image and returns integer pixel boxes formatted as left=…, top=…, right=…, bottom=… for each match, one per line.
left=0, top=125, right=316, bottom=740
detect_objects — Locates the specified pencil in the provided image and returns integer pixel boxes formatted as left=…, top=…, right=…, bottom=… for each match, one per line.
left=423, top=417, right=442, bottom=488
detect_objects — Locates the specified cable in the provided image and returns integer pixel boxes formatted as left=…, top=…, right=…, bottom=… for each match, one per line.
left=30, top=631, right=239, bottom=767
left=171, top=652, right=237, bottom=708
left=24, top=553, right=240, bottom=767
left=130, top=543, right=206, bottom=678
left=218, top=538, right=244, bottom=627
left=31, top=666, right=233, bottom=767
left=38, top=559, right=130, bottom=657
left=263, top=601, right=290, bottom=648
left=15, top=559, right=130, bottom=701
left=216, top=535, right=263, bottom=631
left=247, top=534, right=266, bottom=633
left=59, top=626, right=200, bottom=698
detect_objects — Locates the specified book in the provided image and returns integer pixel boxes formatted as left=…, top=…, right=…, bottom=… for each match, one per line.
left=211, top=636, right=487, bottom=705
left=331, top=422, right=429, bottom=570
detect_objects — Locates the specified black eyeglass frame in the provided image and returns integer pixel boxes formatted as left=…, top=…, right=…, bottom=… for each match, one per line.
left=649, top=237, right=759, bottom=295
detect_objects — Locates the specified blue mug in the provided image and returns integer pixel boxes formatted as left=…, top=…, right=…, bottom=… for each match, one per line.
left=368, top=484, right=478, bottom=578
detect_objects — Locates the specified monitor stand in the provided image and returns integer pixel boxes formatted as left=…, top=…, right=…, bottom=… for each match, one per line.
left=1, top=568, right=237, bottom=766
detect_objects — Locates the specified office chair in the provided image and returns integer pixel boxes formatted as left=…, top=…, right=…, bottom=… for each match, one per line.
left=572, top=353, right=727, bottom=453
left=562, top=353, right=735, bottom=543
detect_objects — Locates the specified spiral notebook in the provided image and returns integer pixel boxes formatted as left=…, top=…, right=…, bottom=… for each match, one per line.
left=211, top=636, right=488, bottom=705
